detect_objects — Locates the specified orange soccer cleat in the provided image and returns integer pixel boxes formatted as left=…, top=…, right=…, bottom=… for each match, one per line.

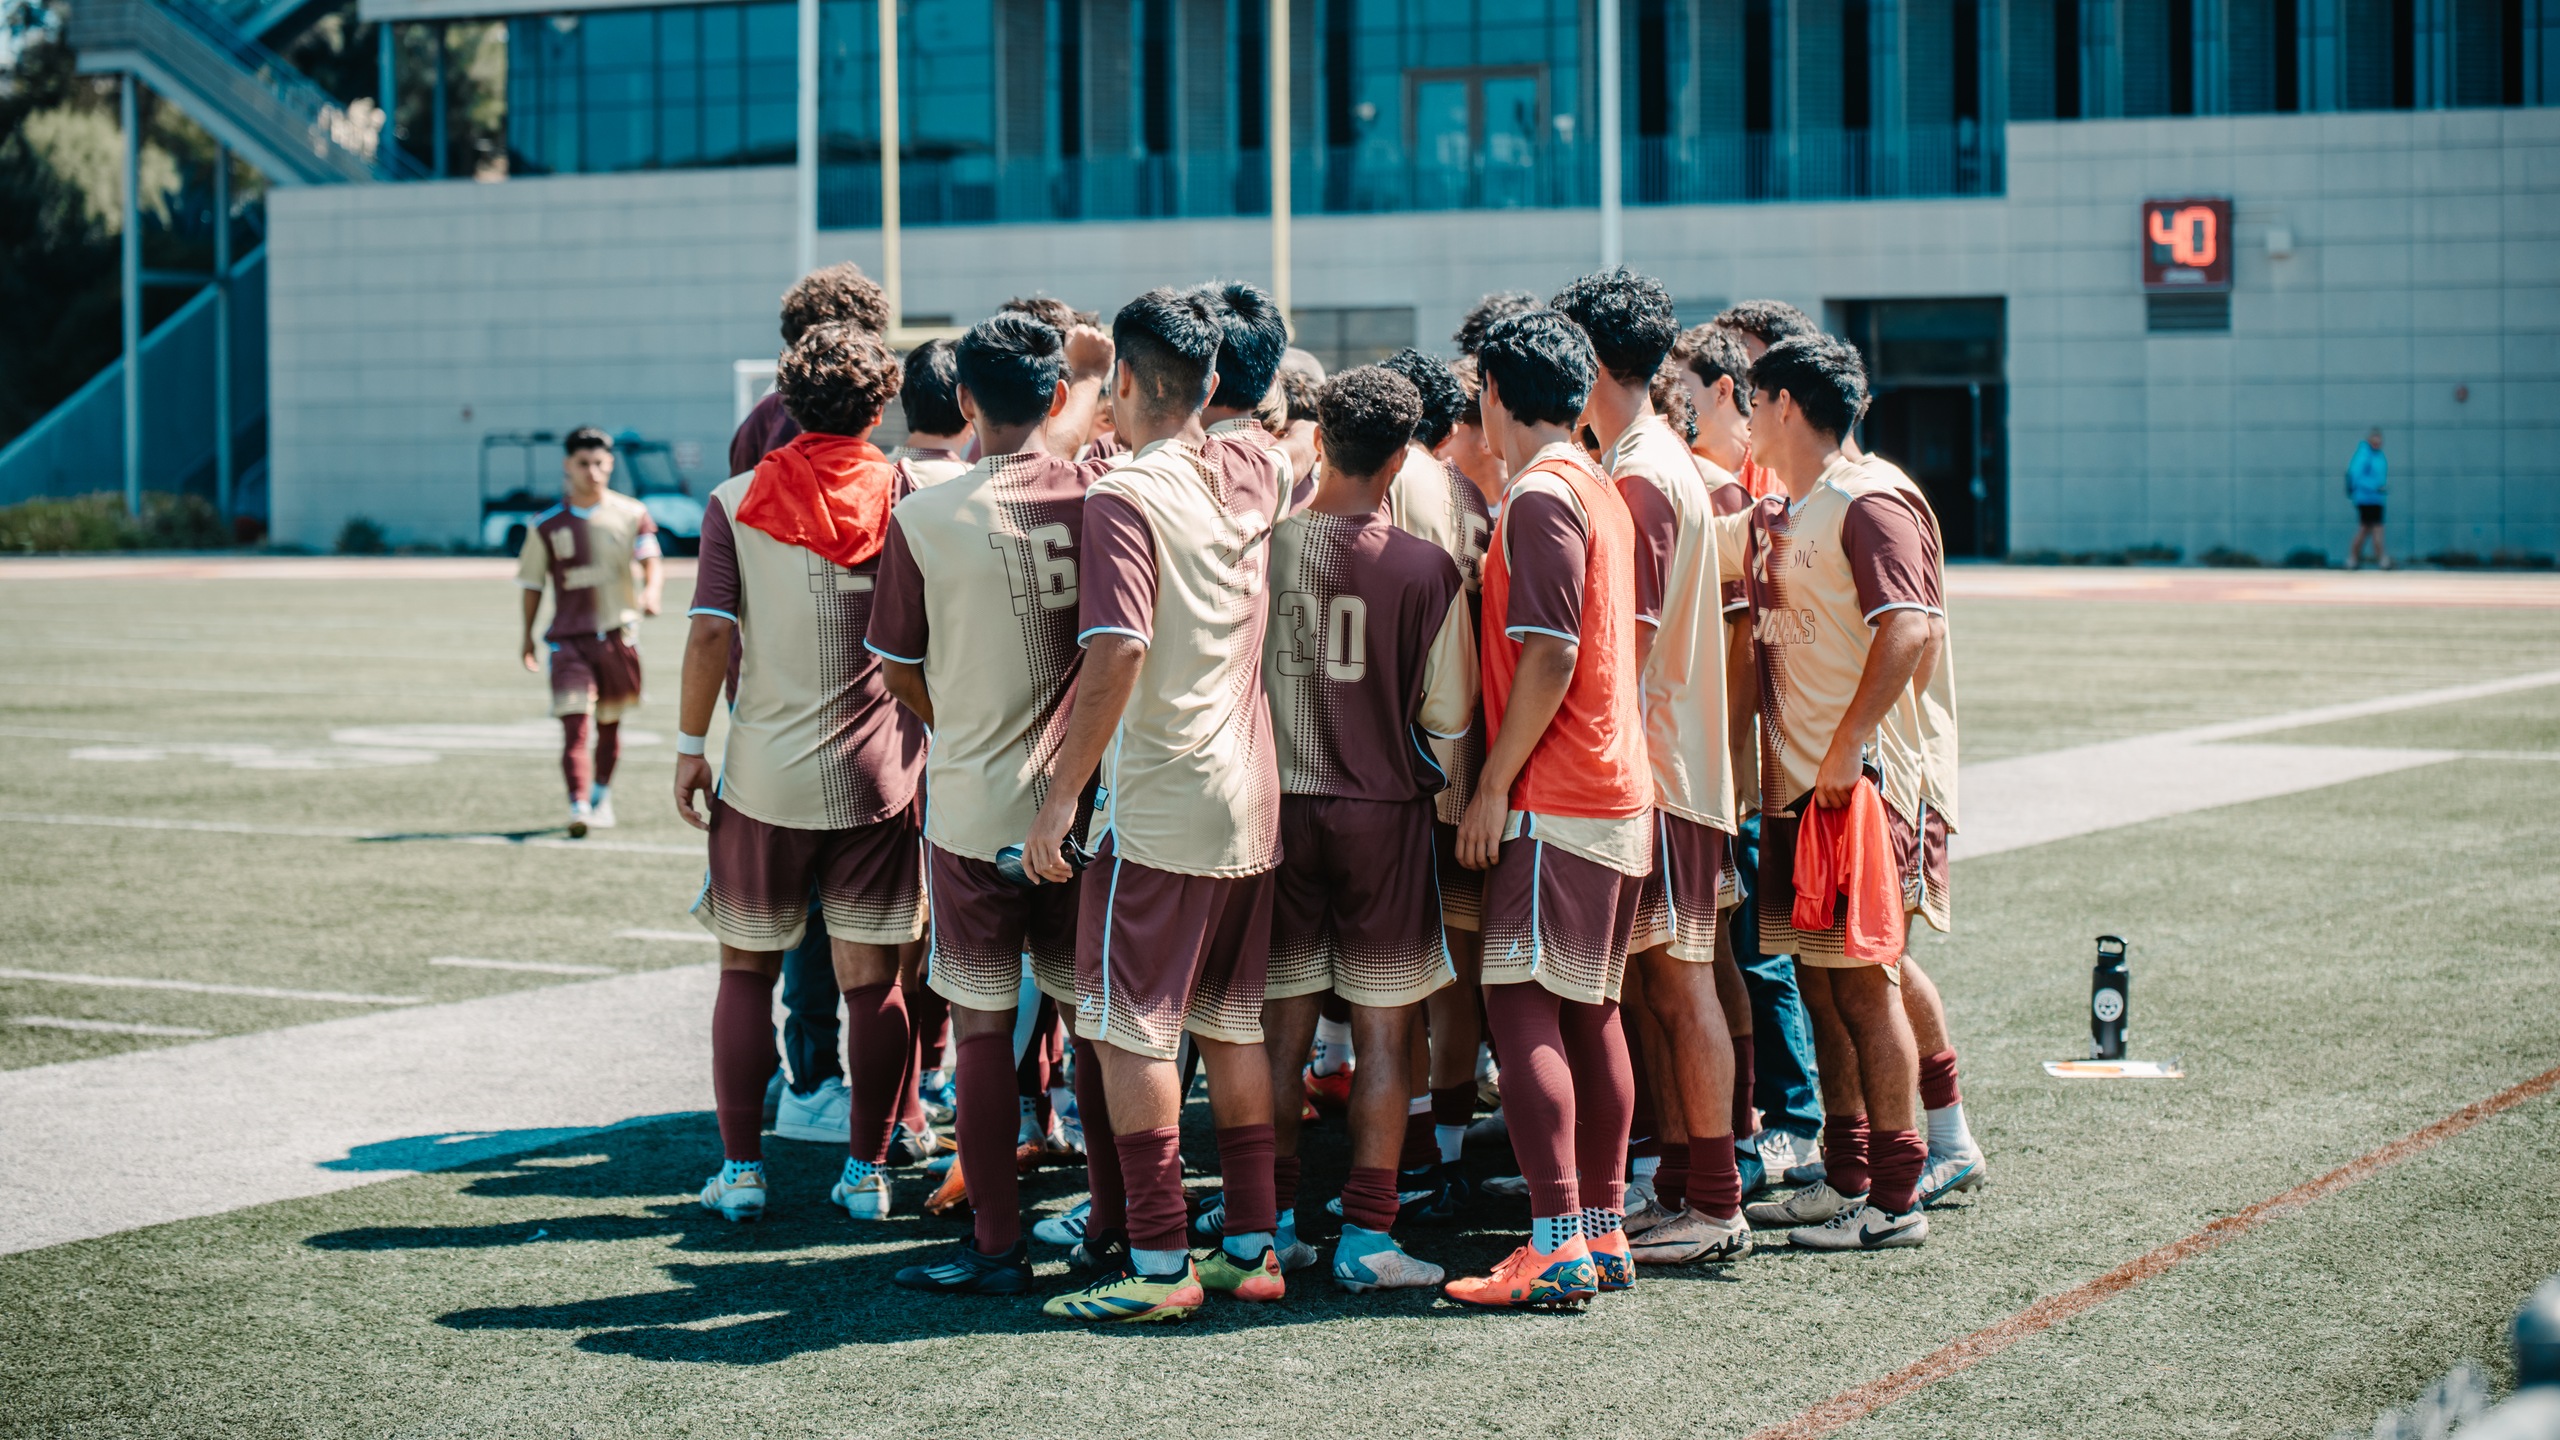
left=1442, top=1239, right=1598, bottom=1311
left=1303, top=1063, right=1355, bottom=1113
left=1585, top=1227, right=1635, bottom=1291
left=925, top=1155, right=971, bottom=1217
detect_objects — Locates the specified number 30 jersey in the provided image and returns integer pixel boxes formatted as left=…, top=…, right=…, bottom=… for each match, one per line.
left=866, top=450, right=1101, bottom=862
left=1264, top=506, right=1479, bottom=804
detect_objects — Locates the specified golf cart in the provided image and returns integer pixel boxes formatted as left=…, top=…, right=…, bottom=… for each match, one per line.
left=478, top=431, right=708, bottom=556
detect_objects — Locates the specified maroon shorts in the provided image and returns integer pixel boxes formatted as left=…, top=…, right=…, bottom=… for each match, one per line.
left=1073, top=834, right=1274, bottom=1061
left=1434, top=822, right=1485, bottom=933
left=923, top=841, right=1078, bottom=1013
left=1630, top=811, right=1731, bottom=963
left=1478, top=829, right=1644, bottom=1005
left=693, top=794, right=924, bottom=951
left=1269, top=795, right=1451, bottom=1009
left=548, top=630, right=642, bottom=721
left=1756, top=790, right=1949, bottom=966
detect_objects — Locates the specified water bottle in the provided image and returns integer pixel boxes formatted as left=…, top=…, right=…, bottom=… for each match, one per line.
left=2090, top=935, right=2129, bottom=1060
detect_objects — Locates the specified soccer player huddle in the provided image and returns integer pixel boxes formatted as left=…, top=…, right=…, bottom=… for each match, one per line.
left=597, top=260, right=1984, bottom=1321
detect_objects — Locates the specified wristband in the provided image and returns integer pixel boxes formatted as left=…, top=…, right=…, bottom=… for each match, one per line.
left=676, top=732, right=707, bottom=757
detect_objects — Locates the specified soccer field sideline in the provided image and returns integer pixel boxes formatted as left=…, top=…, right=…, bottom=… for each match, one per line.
left=4, top=664, right=2555, bottom=1260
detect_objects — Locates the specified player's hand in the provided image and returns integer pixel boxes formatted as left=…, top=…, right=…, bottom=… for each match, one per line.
left=675, top=753, right=715, bottom=831
left=1456, top=788, right=1507, bottom=872
left=1063, top=324, right=1114, bottom=380
left=1811, top=740, right=1861, bottom=811
left=520, top=637, right=540, bottom=672
left=641, top=594, right=662, bottom=617
left=1024, top=794, right=1078, bottom=885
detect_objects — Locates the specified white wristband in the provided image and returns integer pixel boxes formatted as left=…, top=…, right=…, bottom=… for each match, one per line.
left=675, top=732, right=707, bottom=756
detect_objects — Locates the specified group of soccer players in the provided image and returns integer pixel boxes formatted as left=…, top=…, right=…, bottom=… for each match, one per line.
left=515, top=258, right=1986, bottom=1321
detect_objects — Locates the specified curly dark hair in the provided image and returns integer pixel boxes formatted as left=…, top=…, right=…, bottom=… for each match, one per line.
left=1001, top=295, right=1090, bottom=333
left=1749, top=334, right=1868, bottom=439
left=1651, top=362, right=1697, bottom=443
left=778, top=320, right=903, bottom=436
left=1318, top=366, right=1423, bottom=480
left=1453, top=291, right=1541, bottom=355
left=1713, top=299, right=1820, bottom=351
left=1377, top=347, right=1463, bottom=450
left=779, top=263, right=891, bottom=345
left=1449, top=353, right=1483, bottom=428
left=1475, top=310, right=1596, bottom=430
left=1674, top=323, right=1754, bottom=416
left=1551, top=268, right=1679, bottom=385
left=1281, top=366, right=1325, bottom=426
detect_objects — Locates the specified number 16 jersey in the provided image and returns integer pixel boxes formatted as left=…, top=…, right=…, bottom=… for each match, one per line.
left=866, top=450, right=1099, bottom=862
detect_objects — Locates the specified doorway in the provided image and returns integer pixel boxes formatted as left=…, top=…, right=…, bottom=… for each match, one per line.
left=1408, top=68, right=1545, bottom=210
left=1833, top=298, right=2007, bottom=558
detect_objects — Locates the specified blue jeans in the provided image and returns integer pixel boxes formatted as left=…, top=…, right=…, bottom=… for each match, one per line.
left=777, top=901, right=841, bottom=1094
left=1731, top=812, right=1821, bottom=1139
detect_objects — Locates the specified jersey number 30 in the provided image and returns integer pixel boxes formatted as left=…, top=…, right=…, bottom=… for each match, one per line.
left=1276, top=591, right=1368, bottom=682
left=992, top=524, right=1078, bottom=615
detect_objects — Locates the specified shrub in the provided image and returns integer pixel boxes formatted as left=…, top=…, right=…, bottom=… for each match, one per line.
left=2487, top=549, right=2555, bottom=570
left=2124, top=543, right=2182, bottom=564
left=2424, top=550, right=2482, bottom=569
left=2282, top=547, right=2329, bottom=569
left=334, top=517, right=390, bottom=555
left=0, top=492, right=231, bottom=553
left=2200, top=545, right=2262, bottom=568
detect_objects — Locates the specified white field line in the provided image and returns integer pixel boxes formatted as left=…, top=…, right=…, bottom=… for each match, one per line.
left=16, top=1016, right=215, bottom=1037
left=2163, top=667, right=2560, bottom=744
left=0, top=968, right=424, bottom=1006
left=615, top=928, right=719, bottom=944
left=429, top=956, right=620, bottom=977
left=0, top=811, right=700, bottom=857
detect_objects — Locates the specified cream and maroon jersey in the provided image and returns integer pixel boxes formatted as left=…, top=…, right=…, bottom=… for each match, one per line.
left=1078, top=433, right=1294, bottom=878
left=866, top=451, right=1097, bottom=862
left=1265, top=507, right=1475, bottom=801
left=1721, top=452, right=1959, bottom=830
left=515, top=491, right=660, bottom=640
left=1611, top=411, right=1736, bottom=835
left=1209, top=416, right=1315, bottom=518
left=693, top=473, right=926, bottom=831
left=1388, top=445, right=1494, bottom=824
left=891, top=447, right=972, bottom=492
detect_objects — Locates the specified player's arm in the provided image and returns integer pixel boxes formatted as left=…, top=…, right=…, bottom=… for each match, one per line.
left=1026, top=636, right=1142, bottom=882
left=1458, top=633, right=1573, bottom=871
left=1811, top=609, right=1937, bottom=809
left=1039, top=325, right=1116, bottom=460
left=864, top=519, right=933, bottom=728
left=516, top=529, right=548, bottom=670
left=518, top=588, right=543, bottom=671
left=1458, top=485, right=1586, bottom=869
left=1812, top=494, right=1947, bottom=808
left=1415, top=585, right=1479, bottom=741
left=1724, top=611, right=1757, bottom=793
left=638, top=556, right=663, bottom=616
left=674, top=614, right=733, bottom=830
left=879, top=660, right=933, bottom=730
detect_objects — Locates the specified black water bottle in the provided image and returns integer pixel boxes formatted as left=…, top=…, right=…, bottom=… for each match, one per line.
left=2090, top=935, right=2130, bottom=1060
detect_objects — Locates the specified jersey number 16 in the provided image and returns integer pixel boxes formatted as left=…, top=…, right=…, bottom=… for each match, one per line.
left=991, top=524, right=1078, bottom=615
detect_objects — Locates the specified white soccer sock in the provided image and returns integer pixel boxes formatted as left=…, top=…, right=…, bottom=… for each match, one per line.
left=1530, top=1213, right=1581, bottom=1255
left=1132, top=1246, right=1188, bottom=1277
left=1312, top=1018, right=1355, bottom=1075
left=1927, top=1102, right=1976, bottom=1156
left=1435, top=1125, right=1466, bottom=1164
left=1631, top=1155, right=1661, bottom=1183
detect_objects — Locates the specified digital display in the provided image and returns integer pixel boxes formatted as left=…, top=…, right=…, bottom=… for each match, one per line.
left=2142, top=198, right=2233, bottom=291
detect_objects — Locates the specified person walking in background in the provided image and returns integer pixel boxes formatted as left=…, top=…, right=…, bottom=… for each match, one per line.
left=2346, top=430, right=2390, bottom=570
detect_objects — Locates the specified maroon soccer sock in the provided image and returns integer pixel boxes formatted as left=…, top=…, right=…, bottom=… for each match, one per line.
left=1869, top=1128, right=1927, bottom=1213
left=1400, top=1108, right=1435, bottom=1171
left=906, top=984, right=949, bottom=1079
left=1214, top=1123, right=1278, bottom=1238
left=1918, top=1048, right=1962, bottom=1112
left=955, top=1030, right=1022, bottom=1252
left=841, top=981, right=911, bottom=1165
left=1273, top=1153, right=1303, bottom=1217
left=1560, top=998, right=1632, bottom=1216
left=710, top=969, right=778, bottom=1162
left=1340, top=1166, right=1402, bottom=1233
left=559, top=715, right=593, bottom=803
left=1731, top=1032, right=1758, bottom=1137
left=1481, top=982, right=1581, bottom=1217
left=1071, top=1037, right=1127, bottom=1238
left=893, top=982, right=929, bottom=1133
left=1658, top=1140, right=1691, bottom=1213
left=591, top=721, right=621, bottom=788
left=1116, top=1126, right=1187, bottom=1255
left=1689, top=1135, right=1743, bottom=1220
left=1823, top=1112, right=1873, bottom=1198
left=1429, top=1083, right=1476, bottom=1129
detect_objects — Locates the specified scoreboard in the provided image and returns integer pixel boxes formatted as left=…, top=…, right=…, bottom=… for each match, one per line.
left=2141, top=198, right=2233, bottom=292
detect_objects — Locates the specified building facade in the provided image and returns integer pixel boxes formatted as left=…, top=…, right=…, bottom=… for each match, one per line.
left=264, top=0, right=2559, bottom=562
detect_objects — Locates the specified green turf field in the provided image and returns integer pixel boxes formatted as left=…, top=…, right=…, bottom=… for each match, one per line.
left=2, top=564, right=2556, bottom=1439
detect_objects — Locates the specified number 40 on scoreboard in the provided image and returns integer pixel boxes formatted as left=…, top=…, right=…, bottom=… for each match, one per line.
left=2141, top=197, right=2233, bottom=291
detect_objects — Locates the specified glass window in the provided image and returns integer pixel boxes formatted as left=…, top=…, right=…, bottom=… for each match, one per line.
left=503, top=2, right=800, bottom=177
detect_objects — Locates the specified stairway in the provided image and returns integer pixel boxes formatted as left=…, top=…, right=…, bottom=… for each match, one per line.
left=67, top=0, right=421, bottom=185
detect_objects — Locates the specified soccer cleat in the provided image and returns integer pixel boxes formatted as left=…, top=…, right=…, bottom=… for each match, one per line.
left=893, top=1235, right=1032, bottom=1295
left=1482, top=1173, right=1530, bottom=1198
left=1586, top=1228, right=1635, bottom=1291
left=1442, top=1239, right=1597, bottom=1310
left=1323, top=1178, right=1436, bottom=1220
left=1332, top=1229, right=1445, bottom=1292
left=1753, top=1129, right=1823, bottom=1183
left=566, top=802, right=590, bottom=840
left=1275, top=1234, right=1320, bottom=1273
left=1621, top=1177, right=1666, bottom=1236
left=587, top=794, right=618, bottom=829
left=1070, top=1230, right=1128, bottom=1274
left=1789, top=1200, right=1928, bottom=1251
left=1033, top=1199, right=1091, bottom=1248
left=700, top=1164, right=767, bottom=1222
left=919, top=1069, right=957, bottom=1126
left=1412, top=1164, right=1472, bottom=1222
left=1919, top=1147, right=1988, bottom=1207
left=924, top=1155, right=970, bottom=1216
left=887, top=1121, right=942, bottom=1167
left=1631, top=1206, right=1754, bottom=1265
left=1043, top=1260, right=1205, bottom=1323
left=1198, top=1244, right=1287, bottom=1302
left=773, top=1075, right=852, bottom=1144
left=1304, top=1062, right=1355, bottom=1112
left=830, top=1161, right=893, bottom=1220
left=1190, top=1193, right=1226, bottom=1237
left=1745, top=1180, right=1862, bottom=1229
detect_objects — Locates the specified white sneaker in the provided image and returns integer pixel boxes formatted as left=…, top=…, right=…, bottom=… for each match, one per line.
left=1789, top=1200, right=1927, bottom=1251
left=1754, top=1129, right=1823, bottom=1181
left=1631, top=1206, right=1754, bottom=1265
left=1622, top=1177, right=1668, bottom=1236
left=1745, top=1180, right=1862, bottom=1228
left=774, top=1076, right=852, bottom=1143
left=701, top=1164, right=767, bottom=1222
left=566, top=801, right=590, bottom=839
left=1333, top=1239, right=1446, bottom=1292
left=1919, top=1146, right=1988, bottom=1207
left=830, top=1161, right=892, bottom=1220
left=587, top=791, right=618, bottom=829
left=1032, top=1199, right=1091, bottom=1247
